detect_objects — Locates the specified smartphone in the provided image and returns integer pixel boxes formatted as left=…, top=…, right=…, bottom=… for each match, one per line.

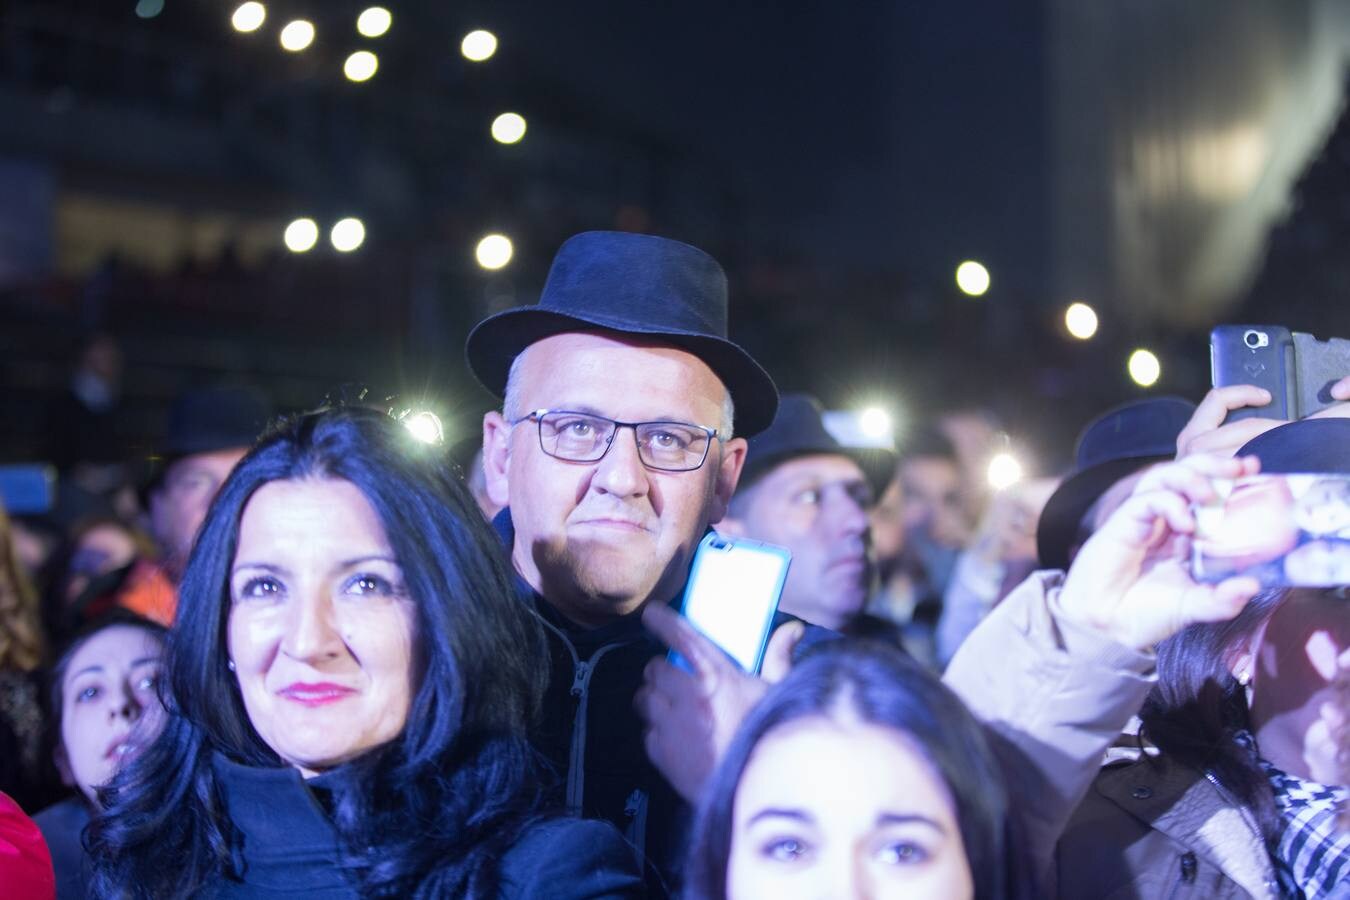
left=669, top=533, right=791, bottom=675
left=1210, top=325, right=1296, bottom=421
left=1210, top=325, right=1350, bottom=421
left=0, top=464, right=56, bottom=515
left=1192, top=473, right=1350, bottom=587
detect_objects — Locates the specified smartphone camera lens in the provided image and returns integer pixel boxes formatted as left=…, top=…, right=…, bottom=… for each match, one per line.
left=1243, top=330, right=1269, bottom=349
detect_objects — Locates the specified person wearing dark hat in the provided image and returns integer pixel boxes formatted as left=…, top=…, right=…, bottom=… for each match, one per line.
left=470, top=231, right=790, bottom=892
left=1055, top=417, right=1350, bottom=899
left=121, top=385, right=271, bottom=624
left=1036, top=396, right=1198, bottom=572
left=716, top=393, right=895, bottom=632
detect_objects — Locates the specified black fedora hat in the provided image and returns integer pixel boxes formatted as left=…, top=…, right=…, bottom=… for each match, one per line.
left=1237, top=417, right=1350, bottom=474
left=465, top=231, right=779, bottom=436
left=1036, top=396, right=1196, bottom=570
left=160, top=384, right=273, bottom=458
left=741, top=394, right=898, bottom=499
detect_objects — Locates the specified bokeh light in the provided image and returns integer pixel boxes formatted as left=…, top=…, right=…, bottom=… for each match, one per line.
left=987, top=452, right=1024, bottom=490
left=231, top=2, right=267, bottom=33
left=1128, top=349, right=1162, bottom=387
left=402, top=411, right=444, bottom=445
left=461, top=30, right=498, bottom=62
left=344, top=50, right=379, bottom=82
left=475, top=234, right=514, bottom=270
left=491, top=113, right=527, bottom=145
left=1064, top=302, right=1099, bottom=340
left=283, top=218, right=319, bottom=253
left=859, top=406, right=892, bottom=440
left=356, top=7, right=392, bottom=38
left=330, top=217, right=366, bottom=253
left=955, top=260, right=990, bottom=297
left=279, top=20, right=315, bottom=52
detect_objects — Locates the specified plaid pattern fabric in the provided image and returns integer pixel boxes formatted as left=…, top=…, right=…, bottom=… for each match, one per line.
left=1232, top=730, right=1350, bottom=899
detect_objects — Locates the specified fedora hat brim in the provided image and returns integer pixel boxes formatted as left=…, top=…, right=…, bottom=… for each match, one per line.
left=466, top=307, right=780, bottom=437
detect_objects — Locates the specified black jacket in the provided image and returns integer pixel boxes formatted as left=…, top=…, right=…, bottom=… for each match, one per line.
left=494, top=510, right=832, bottom=896
left=194, top=754, right=645, bottom=898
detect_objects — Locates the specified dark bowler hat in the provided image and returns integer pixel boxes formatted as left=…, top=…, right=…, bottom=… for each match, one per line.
left=161, top=385, right=273, bottom=459
left=741, top=394, right=898, bottom=499
left=1036, top=396, right=1196, bottom=570
left=465, top=231, right=779, bottom=436
left=1237, top=418, right=1350, bottom=474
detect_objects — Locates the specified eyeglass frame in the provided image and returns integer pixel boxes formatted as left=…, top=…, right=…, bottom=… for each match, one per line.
left=509, top=408, right=722, bottom=472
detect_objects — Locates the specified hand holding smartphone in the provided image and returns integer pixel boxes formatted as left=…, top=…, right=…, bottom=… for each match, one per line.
left=1210, top=325, right=1350, bottom=422
left=668, top=533, right=791, bottom=675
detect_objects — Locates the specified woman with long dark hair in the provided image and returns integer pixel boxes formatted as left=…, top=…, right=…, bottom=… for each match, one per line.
left=88, top=407, right=644, bottom=898
left=685, top=639, right=1028, bottom=900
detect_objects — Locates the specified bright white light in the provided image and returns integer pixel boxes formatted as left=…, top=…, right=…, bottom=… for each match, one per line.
left=476, top=234, right=513, bottom=270
left=859, top=406, right=892, bottom=440
left=1128, top=349, right=1161, bottom=387
left=344, top=50, right=379, bottom=82
left=356, top=7, right=392, bottom=38
left=283, top=218, right=319, bottom=253
left=330, top=217, right=366, bottom=252
left=956, top=260, right=990, bottom=297
left=403, top=411, right=444, bottom=445
left=987, top=452, right=1024, bottom=491
left=461, top=30, right=498, bottom=62
left=491, top=112, right=527, bottom=145
left=279, top=20, right=315, bottom=52
left=1064, top=302, right=1098, bottom=340
left=231, top=2, right=266, bottom=33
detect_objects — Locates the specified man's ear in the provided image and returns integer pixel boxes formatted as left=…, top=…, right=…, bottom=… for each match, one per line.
left=707, top=437, right=747, bottom=524
left=481, top=411, right=512, bottom=510
left=714, top=516, right=747, bottom=538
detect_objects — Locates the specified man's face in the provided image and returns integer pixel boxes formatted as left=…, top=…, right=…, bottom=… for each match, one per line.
left=149, top=448, right=247, bottom=575
left=898, top=456, right=968, bottom=549
left=482, top=332, right=746, bottom=627
left=725, top=454, right=872, bottom=630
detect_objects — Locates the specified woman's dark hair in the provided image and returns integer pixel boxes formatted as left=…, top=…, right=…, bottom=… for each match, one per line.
left=88, top=407, right=549, bottom=898
left=686, top=639, right=1027, bottom=900
left=1139, top=587, right=1293, bottom=841
left=47, top=609, right=168, bottom=760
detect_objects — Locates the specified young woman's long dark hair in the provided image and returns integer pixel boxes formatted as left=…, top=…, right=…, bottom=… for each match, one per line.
left=87, top=407, right=550, bottom=898
left=1139, top=588, right=1291, bottom=840
left=685, top=639, right=1027, bottom=900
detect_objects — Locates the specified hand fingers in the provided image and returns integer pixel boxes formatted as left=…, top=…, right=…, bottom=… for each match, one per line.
left=1101, top=489, right=1195, bottom=546
left=1332, top=375, right=1350, bottom=401
left=642, top=603, right=732, bottom=682
left=1179, top=419, right=1283, bottom=459
left=1308, top=401, right=1350, bottom=421
left=1177, top=576, right=1260, bottom=627
left=1176, top=386, right=1273, bottom=455
left=1134, top=454, right=1259, bottom=504
left=761, top=621, right=804, bottom=683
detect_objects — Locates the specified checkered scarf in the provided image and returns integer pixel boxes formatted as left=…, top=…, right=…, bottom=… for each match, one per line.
left=1235, top=732, right=1350, bottom=898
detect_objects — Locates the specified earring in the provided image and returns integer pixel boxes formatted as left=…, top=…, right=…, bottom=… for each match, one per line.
left=227, top=659, right=236, bottom=672
left=1236, top=669, right=1251, bottom=686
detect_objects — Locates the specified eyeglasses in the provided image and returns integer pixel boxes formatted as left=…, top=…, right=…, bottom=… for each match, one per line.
left=511, top=409, right=720, bottom=472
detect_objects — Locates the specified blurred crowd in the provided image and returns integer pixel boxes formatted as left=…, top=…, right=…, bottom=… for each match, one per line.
left=0, top=230, right=1347, bottom=899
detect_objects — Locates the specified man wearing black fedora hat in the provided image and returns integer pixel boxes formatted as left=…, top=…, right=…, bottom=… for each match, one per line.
left=470, top=231, right=788, bottom=890
left=716, top=393, right=896, bottom=632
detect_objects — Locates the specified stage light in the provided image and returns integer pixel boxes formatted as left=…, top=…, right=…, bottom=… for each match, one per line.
left=135, top=0, right=165, bottom=18
left=987, top=452, right=1024, bottom=490
left=344, top=50, right=378, bottom=82
left=356, top=7, right=392, bottom=38
left=956, top=260, right=990, bottom=297
left=461, top=30, right=498, bottom=62
left=330, top=218, right=366, bottom=252
left=283, top=218, right=319, bottom=253
left=1064, top=302, right=1098, bottom=340
left=279, top=20, right=315, bottom=52
left=491, top=113, right=527, bottom=145
left=1128, top=349, right=1161, bottom=387
left=402, top=410, right=444, bottom=445
left=475, top=234, right=513, bottom=270
left=231, top=2, right=266, bottom=33
left=859, top=406, right=892, bottom=440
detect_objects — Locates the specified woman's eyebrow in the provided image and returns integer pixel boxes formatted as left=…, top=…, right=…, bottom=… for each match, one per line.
left=746, top=807, right=812, bottom=826
left=69, top=664, right=105, bottom=680
left=231, top=562, right=289, bottom=576
left=875, top=812, right=946, bottom=833
left=338, top=554, right=400, bottom=569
